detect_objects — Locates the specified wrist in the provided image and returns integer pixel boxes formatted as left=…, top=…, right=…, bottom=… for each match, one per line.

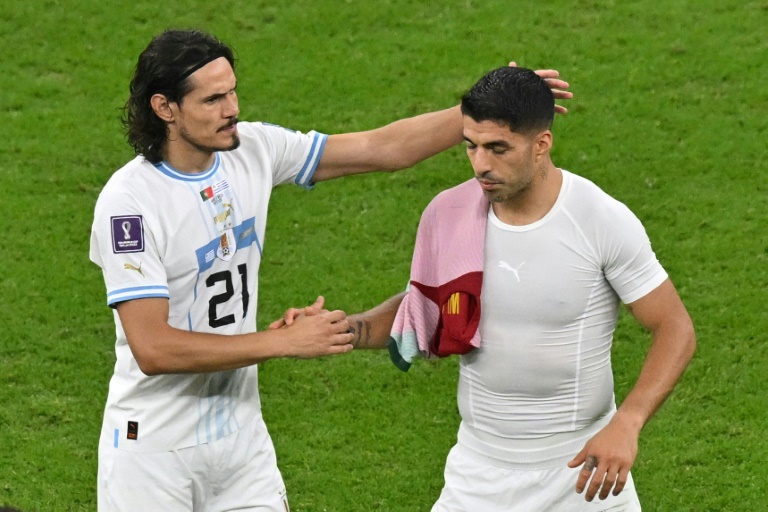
left=257, top=329, right=291, bottom=360
left=612, top=408, right=646, bottom=435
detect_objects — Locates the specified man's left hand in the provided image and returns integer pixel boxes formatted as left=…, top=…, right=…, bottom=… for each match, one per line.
left=269, top=295, right=328, bottom=330
left=567, top=414, right=641, bottom=501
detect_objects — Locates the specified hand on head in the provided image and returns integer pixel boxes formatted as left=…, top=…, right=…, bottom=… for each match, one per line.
left=508, top=61, right=573, bottom=114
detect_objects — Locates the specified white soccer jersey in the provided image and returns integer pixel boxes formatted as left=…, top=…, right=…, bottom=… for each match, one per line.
left=89, top=122, right=326, bottom=452
left=457, top=170, right=668, bottom=467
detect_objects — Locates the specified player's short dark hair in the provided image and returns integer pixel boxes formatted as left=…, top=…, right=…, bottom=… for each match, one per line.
left=460, top=66, right=554, bottom=134
left=123, top=29, right=236, bottom=163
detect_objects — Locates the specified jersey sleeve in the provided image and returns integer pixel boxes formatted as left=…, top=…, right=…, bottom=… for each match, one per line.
left=242, top=122, right=327, bottom=189
left=89, top=184, right=170, bottom=307
left=599, top=201, right=668, bottom=304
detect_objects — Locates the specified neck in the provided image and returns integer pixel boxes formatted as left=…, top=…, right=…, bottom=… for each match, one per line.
left=492, top=164, right=562, bottom=226
left=162, top=141, right=216, bottom=174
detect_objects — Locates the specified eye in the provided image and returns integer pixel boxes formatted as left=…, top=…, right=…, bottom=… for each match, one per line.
left=491, top=147, right=508, bottom=155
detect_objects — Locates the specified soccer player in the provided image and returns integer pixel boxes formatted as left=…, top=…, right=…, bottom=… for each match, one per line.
left=279, top=66, right=696, bottom=511
left=89, top=30, right=571, bottom=511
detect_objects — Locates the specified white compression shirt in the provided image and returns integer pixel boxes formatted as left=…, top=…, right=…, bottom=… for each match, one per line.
left=456, top=170, right=667, bottom=468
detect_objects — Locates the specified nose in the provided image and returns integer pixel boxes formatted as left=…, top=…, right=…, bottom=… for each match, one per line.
left=225, top=91, right=240, bottom=118
left=468, top=148, right=491, bottom=174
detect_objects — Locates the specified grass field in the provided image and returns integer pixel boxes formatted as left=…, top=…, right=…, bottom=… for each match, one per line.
left=1, top=0, right=766, bottom=510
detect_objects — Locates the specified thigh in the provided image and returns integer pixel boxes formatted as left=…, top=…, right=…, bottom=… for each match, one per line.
left=541, top=466, right=642, bottom=512
left=207, top=416, right=290, bottom=512
left=432, top=444, right=642, bottom=512
left=98, top=438, right=194, bottom=512
left=431, top=444, right=522, bottom=512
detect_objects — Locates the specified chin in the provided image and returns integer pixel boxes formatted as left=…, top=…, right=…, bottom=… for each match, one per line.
left=219, top=135, right=240, bottom=152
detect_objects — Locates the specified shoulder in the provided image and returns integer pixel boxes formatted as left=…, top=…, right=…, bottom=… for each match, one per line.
left=95, top=157, right=158, bottom=211
left=233, top=121, right=323, bottom=160
left=236, top=121, right=309, bottom=144
left=235, top=121, right=271, bottom=138
left=562, top=170, right=638, bottom=222
left=559, top=170, right=651, bottom=256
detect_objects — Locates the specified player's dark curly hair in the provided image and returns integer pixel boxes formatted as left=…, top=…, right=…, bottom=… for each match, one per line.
left=461, top=66, right=554, bottom=134
left=122, top=29, right=236, bottom=163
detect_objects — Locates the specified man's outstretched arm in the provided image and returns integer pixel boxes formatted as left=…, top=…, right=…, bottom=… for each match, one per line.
left=270, top=293, right=405, bottom=350
left=312, top=66, right=571, bottom=181
left=119, top=297, right=354, bottom=375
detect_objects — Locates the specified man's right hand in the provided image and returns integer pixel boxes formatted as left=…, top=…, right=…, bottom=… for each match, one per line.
left=279, top=308, right=354, bottom=358
left=269, top=295, right=328, bottom=330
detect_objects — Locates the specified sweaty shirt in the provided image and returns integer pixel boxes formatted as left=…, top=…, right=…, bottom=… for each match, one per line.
left=457, top=170, right=667, bottom=468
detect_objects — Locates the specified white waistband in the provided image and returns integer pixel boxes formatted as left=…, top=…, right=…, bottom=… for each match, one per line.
left=457, top=408, right=615, bottom=470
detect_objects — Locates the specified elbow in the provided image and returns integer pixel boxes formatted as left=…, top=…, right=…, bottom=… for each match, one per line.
left=364, top=136, right=420, bottom=173
left=385, top=154, right=421, bottom=172
left=372, top=156, right=415, bottom=174
left=129, top=341, right=172, bottom=376
left=137, top=362, right=164, bottom=377
left=687, top=326, right=697, bottom=361
left=133, top=352, right=165, bottom=376
left=386, top=149, right=429, bottom=172
left=681, top=317, right=697, bottom=365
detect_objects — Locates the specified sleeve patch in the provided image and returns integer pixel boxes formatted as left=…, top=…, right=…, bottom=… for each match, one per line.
left=111, top=215, right=145, bottom=253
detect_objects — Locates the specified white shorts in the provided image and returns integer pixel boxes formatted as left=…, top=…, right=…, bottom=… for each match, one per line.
left=432, top=442, right=642, bottom=512
left=97, top=414, right=290, bottom=512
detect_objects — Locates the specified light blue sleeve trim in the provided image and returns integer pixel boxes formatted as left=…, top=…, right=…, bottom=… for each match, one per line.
left=106, top=285, right=170, bottom=306
left=295, top=132, right=328, bottom=189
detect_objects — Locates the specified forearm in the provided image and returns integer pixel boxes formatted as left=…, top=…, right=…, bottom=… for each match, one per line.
left=372, top=105, right=464, bottom=170
left=125, top=325, right=287, bottom=375
left=347, top=292, right=406, bottom=349
left=614, top=319, right=696, bottom=432
left=117, top=298, right=353, bottom=375
left=313, top=106, right=463, bottom=180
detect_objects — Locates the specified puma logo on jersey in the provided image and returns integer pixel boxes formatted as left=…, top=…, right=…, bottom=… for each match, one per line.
left=124, top=262, right=144, bottom=277
left=498, top=260, right=525, bottom=282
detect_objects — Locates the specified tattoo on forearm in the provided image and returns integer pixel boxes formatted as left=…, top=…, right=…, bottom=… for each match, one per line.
left=349, top=319, right=372, bottom=348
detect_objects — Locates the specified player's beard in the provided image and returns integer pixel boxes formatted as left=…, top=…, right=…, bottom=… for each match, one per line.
left=178, top=122, right=241, bottom=154
left=479, top=156, right=539, bottom=204
left=484, top=175, right=533, bottom=203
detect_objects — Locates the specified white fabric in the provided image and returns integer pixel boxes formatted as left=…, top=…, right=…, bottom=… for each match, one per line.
left=89, top=122, right=326, bottom=453
left=97, top=414, right=290, bottom=512
left=432, top=440, right=641, bottom=512
left=455, top=169, right=667, bottom=465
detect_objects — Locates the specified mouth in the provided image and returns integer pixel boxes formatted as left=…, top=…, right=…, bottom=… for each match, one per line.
left=219, top=119, right=239, bottom=133
left=476, top=177, right=502, bottom=190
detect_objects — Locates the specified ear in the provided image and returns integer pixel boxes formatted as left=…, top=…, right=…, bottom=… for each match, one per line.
left=533, top=130, right=552, bottom=158
left=150, top=94, right=175, bottom=123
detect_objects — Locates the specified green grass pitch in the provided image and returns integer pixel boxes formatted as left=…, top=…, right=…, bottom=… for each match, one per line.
left=1, top=1, right=766, bottom=510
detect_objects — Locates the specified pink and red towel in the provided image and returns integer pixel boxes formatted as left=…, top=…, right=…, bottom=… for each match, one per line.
left=388, top=179, right=488, bottom=371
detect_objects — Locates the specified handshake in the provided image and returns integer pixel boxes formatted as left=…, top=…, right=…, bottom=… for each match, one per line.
left=267, top=296, right=356, bottom=358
